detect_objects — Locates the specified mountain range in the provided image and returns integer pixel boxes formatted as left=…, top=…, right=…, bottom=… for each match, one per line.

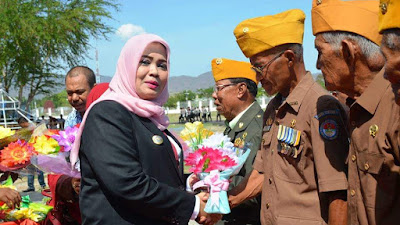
left=168, top=71, right=214, bottom=93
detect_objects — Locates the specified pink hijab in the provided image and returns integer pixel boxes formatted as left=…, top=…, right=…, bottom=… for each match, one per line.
left=70, top=34, right=170, bottom=166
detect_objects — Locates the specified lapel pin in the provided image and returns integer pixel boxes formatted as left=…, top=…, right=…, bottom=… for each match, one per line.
left=152, top=135, right=163, bottom=145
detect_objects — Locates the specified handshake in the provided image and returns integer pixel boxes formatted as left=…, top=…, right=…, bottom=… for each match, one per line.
left=195, top=191, right=223, bottom=225
left=189, top=174, right=230, bottom=225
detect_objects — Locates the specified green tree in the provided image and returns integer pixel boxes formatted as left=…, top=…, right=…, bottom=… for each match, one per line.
left=0, top=0, right=119, bottom=110
left=37, top=90, right=69, bottom=108
left=315, top=73, right=326, bottom=89
left=197, top=87, right=214, bottom=99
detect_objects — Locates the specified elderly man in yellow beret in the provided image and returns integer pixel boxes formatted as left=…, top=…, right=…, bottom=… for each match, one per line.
left=312, top=0, right=400, bottom=225
left=210, top=58, right=263, bottom=225
left=380, top=0, right=400, bottom=105
left=226, top=9, right=349, bottom=225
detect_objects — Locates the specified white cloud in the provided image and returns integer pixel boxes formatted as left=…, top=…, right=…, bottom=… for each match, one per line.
left=116, top=24, right=146, bottom=39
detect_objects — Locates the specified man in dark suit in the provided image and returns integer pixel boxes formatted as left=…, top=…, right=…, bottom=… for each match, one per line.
left=211, top=58, right=263, bottom=225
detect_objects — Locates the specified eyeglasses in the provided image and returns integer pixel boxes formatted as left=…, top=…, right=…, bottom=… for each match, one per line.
left=213, top=83, right=237, bottom=92
left=251, top=51, right=284, bottom=74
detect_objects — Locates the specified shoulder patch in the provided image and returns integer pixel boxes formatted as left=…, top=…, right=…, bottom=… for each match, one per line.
left=314, top=109, right=340, bottom=120
left=319, top=119, right=339, bottom=140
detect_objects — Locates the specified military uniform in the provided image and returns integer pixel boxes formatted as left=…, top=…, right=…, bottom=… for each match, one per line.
left=347, top=71, right=400, bottom=225
left=253, top=72, right=349, bottom=225
left=218, top=102, right=263, bottom=225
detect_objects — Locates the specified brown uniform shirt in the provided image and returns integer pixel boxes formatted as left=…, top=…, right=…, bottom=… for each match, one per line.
left=253, top=72, right=349, bottom=225
left=347, top=70, right=400, bottom=225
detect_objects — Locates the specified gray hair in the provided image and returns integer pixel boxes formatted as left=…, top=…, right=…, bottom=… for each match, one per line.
left=382, top=29, right=400, bottom=51
left=260, top=43, right=304, bottom=63
left=322, top=31, right=382, bottom=61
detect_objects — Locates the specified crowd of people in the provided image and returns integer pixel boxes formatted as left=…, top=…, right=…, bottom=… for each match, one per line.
left=179, top=107, right=214, bottom=123
left=0, top=0, right=400, bottom=225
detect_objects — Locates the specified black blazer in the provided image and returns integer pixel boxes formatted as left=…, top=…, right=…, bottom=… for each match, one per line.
left=79, top=100, right=195, bottom=225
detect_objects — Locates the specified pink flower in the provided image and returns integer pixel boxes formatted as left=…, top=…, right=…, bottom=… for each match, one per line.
left=185, top=146, right=237, bottom=175
left=51, top=126, right=79, bottom=152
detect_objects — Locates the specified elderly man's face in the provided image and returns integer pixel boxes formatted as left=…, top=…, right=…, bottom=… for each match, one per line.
left=382, top=36, right=400, bottom=105
left=250, top=51, right=288, bottom=96
left=315, top=34, right=349, bottom=92
left=212, top=79, right=239, bottom=121
left=66, top=74, right=92, bottom=114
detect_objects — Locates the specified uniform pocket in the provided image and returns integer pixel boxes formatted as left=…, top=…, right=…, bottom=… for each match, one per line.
left=261, top=130, right=273, bottom=148
left=277, top=215, right=324, bottom=225
left=356, top=151, right=391, bottom=209
left=356, top=151, right=385, bottom=174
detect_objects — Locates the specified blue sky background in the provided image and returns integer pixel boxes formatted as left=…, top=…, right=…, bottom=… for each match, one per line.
left=84, top=0, right=318, bottom=78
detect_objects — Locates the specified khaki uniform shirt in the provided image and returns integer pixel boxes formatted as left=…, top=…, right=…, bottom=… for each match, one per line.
left=253, top=72, right=349, bottom=225
left=347, top=70, right=400, bottom=225
left=220, top=102, right=263, bottom=224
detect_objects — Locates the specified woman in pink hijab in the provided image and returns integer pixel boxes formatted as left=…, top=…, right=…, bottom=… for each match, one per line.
left=73, top=34, right=207, bottom=225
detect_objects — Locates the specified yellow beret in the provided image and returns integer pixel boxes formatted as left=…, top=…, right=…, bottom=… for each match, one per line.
left=211, top=58, right=257, bottom=84
left=234, top=9, right=305, bottom=58
left=379, top=0, right=400, bottom=33
left=312, top=0, right=382, bottom=45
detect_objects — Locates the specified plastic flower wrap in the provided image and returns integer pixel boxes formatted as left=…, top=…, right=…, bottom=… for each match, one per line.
left=0, top=177, right=53, bottom=223
left=0, top=127, right=15, bottom=139
left=30, top=124, right=81, bottom=178
left=0, top=196, right=52, bottom=223
left=0, top=140, right=35, bottom=171
left=182, top=124, right=251, bottom=214
left=0, top=126, right=33, bottom=150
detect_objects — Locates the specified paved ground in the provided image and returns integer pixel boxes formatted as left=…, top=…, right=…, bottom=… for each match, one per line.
left=13, top=174, right=48, bottom=202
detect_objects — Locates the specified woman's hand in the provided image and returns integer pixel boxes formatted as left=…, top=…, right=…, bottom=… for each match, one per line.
left=0, top=187, right=21, bottom=209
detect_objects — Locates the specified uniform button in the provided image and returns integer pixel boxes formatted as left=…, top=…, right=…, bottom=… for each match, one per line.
left=266, top=203, right=270, bottom=209
left=351, top=155, right=356, bottom=162
left=268, top=178, right=272, bottom=184
left=364, top=163, right=370, bottom=171
left=271, top=149, right=274, bottom=153
left=351, top=121, right=356, bottom=126
left=350, top=189, right=356, bottom=196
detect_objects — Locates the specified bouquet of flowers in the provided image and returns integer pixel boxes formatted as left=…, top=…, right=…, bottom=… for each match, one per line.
left=0, top=177, right=53, bottom=224
left=0, top=124, right=43, bottom=172
left=0, top=140, right=35, bottom=171
left=0, top=126, right=34, bottom=150
left=181, top=122, right=250, bottom=214
left=0, top=123, right=80, bottom=177
left=30, top=124, right=80, bottom=177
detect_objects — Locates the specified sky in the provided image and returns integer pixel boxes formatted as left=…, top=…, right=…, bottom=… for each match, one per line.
left=84, top=0, right=318, bottom=78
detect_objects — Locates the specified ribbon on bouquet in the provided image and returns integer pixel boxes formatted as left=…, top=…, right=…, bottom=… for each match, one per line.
left=193, top=170, right=231, bottom=214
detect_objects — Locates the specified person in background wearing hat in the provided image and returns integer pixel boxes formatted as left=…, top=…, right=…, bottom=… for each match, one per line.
left=380, top=0, right=400, bottom=105
left=312, top=0, right=400, bottom=225
left=226, top=9, right=349, bottom=225
left=211, top=58, right=263, bottom=225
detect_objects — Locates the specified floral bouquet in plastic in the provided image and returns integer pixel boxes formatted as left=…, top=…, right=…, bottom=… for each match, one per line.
left=30, top=124, right=80, bottom=177
left=0, top=126, right=33, bottom=150
left=181, top=123, right=250, bottom=214
left=0, top=177, right=53, bottom=224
